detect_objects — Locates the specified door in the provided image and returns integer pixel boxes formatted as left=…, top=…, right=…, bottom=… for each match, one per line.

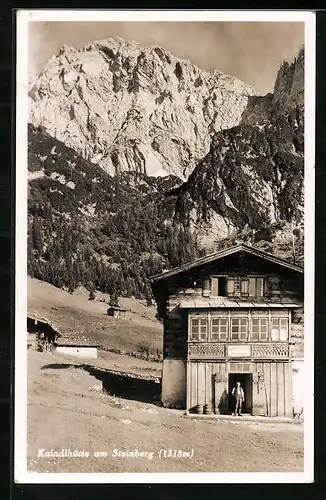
left=228, top=373, right=253, bottom=414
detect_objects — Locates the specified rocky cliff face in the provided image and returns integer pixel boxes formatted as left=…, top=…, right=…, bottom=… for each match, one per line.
left=29, top=38, right=255, bottom=179
left=168, top=47, right=304, bottom=247
left=240, top=47, right=304, bottom=125
left=272, top=47, right=304, bottom=112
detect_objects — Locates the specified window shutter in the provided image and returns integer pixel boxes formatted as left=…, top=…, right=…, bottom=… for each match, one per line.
left=227, top=278, right=235, bottom=296
left=203, top=277, right=211, bottom=297
left=264, top=277, right=271, bottom=297
left=256, top=278, right=264, bottom=297
left=249, top=278, right=256, bottom=297
left=241, top=279, right=249, bottom=296
left=211, top=277, right=219, bottom=297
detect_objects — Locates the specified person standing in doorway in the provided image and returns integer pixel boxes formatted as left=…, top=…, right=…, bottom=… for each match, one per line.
left=232, top=381, right=245, bottom=416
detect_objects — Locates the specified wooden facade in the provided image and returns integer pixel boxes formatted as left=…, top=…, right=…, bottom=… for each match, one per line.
left=27, top=315, right=62, bottom=352
left=150, top=244, right=304, bottom=417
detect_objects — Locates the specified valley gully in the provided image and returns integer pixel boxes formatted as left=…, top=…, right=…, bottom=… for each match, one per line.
left=37, top=448, right=194, bottom=460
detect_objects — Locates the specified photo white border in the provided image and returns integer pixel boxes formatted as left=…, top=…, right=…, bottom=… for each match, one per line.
left=15, top=9, right=316, bottom=484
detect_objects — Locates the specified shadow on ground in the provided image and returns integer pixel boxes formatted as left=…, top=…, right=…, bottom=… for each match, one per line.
left=41, top=363, right=80, bottom=370
left=41, top=363, right=161, bottom=404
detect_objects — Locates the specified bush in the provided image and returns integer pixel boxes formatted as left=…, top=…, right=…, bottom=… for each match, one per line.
left=137, top=341, right=151, bottom=358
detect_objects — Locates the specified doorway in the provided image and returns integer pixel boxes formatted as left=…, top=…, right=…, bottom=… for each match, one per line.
left=228, top=373, right=253, bottom=415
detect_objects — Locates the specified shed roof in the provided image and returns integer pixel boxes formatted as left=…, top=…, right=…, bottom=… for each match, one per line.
left=27, top=310, right=94, bottom=345
left=150, top=243, right=303, bottom=282
left=107, top=306, right=129, bottom=312
left=55, top=338, right=99, bottom=347
left=27, top=313, right=62, bottom=337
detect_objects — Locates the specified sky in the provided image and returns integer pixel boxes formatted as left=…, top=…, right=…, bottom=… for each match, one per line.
left=28, top=21, right=304, bottom=95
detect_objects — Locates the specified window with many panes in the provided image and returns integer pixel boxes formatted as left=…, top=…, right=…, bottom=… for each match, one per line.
left=251, top=317, right=268, bottom=341
left=190, top=317, right=208, bottom=341
left=271, top=317, right=289, bottom=341
left=231, top=317, right=248, bottom=341
left=211, top=317, right=228, bottom=341
left=188, top=312, right=290, bottom=343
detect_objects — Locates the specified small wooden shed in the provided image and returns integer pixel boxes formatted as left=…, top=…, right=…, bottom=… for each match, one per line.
left=27, top=314, right=62, bottom=352
left=107, top=306, right=128, bottom=318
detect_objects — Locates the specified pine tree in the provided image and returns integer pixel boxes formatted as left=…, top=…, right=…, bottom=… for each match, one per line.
left=32, top=218, right=43, bottom=254
left=89, top=284, right=96, bottom=301
left=109, top=289, right=119, bottom=307
left=143, top=281, right=153, bottom=306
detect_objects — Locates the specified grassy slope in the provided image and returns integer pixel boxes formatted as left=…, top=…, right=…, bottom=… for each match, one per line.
left=28, top=276, right=163, bottom=355
left=28, top=350, right=304, bottom=473
left=27, top=280, right=304, bottom=474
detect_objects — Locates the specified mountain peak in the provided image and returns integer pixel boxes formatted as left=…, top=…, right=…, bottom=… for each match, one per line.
left=29, top=38, right=255, bottom=179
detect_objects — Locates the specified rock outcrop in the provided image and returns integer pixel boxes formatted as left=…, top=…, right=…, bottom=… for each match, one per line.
left=29, top=38, right=255, bottom=179
left=240, top=47, right=304, bottom=126
left=168, top=47, right=304, bottom=246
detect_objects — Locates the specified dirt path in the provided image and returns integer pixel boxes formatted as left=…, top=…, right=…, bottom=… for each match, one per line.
left=28, top=351, right=304, bottom=473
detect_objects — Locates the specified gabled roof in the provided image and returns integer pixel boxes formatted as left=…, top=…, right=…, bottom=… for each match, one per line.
left=107, top=306, right=129, bottom=312
left=27, top=311, right=91, bottom=344
left=27, top=313, right=62, bottom=337
left=150, top=243, right=303, bottom=282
